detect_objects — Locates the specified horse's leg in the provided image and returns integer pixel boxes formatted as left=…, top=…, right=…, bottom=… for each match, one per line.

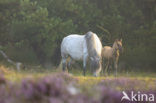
left=83, top=54, right=88, bottom=76
left=67, top=57, right=72, bottom=72
left=62, top=56, right=67, bottom=72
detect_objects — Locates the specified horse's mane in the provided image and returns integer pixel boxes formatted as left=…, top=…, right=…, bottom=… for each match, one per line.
left=85, top=31, right=99, bottom=58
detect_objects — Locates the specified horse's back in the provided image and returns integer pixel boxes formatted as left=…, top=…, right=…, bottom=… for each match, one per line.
left=102, top=46, right=113, bottom=59
left=61, top=34, right=85, bottom=60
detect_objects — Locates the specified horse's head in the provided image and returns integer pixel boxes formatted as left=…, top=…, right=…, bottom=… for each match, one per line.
left=90, top=56, right=101, bottom=76
left=114, top=38, right=123, bottom=53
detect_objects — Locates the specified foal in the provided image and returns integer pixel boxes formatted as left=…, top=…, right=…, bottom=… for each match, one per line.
left=102, top=39, right=123, bottom=76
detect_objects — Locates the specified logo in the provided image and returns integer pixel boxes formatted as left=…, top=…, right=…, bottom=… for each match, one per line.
left=121, top=91, right=131, bottom=101
left=121, top=91, right=155, bottom=102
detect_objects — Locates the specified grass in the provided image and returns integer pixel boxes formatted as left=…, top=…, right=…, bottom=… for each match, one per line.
left=1, top=65, right=156, bottom=83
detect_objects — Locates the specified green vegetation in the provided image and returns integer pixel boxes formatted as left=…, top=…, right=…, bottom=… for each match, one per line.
left=0, top=0, right=155, bottom=71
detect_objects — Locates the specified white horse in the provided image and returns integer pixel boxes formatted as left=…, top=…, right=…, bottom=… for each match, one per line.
left=102, top=39, right=123, bottom=76
left=61, top=31, right=103, bottom=76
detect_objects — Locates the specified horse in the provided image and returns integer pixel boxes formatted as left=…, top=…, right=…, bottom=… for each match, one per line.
left=102, top=39, right=123, bottom=76
left=61, top=31, right=103, bottom=76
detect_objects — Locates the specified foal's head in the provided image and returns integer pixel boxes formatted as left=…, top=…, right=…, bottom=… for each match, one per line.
left=113, top=39, right=123, bottom=53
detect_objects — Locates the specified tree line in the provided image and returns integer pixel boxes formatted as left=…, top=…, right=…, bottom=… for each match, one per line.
left=0, top=0, right=155, bottom=71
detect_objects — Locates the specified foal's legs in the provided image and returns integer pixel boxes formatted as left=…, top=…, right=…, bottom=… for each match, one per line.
left=114, top=59, right=118, bottom=76
left=114, top=62, right=117, bottom=76
left=101, top=58, right=105, bottom=74
left=105, top=59, right=109, bottom=76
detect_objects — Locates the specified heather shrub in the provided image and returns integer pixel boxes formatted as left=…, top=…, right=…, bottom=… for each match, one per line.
left=0, top=73, right=155, bottom=103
